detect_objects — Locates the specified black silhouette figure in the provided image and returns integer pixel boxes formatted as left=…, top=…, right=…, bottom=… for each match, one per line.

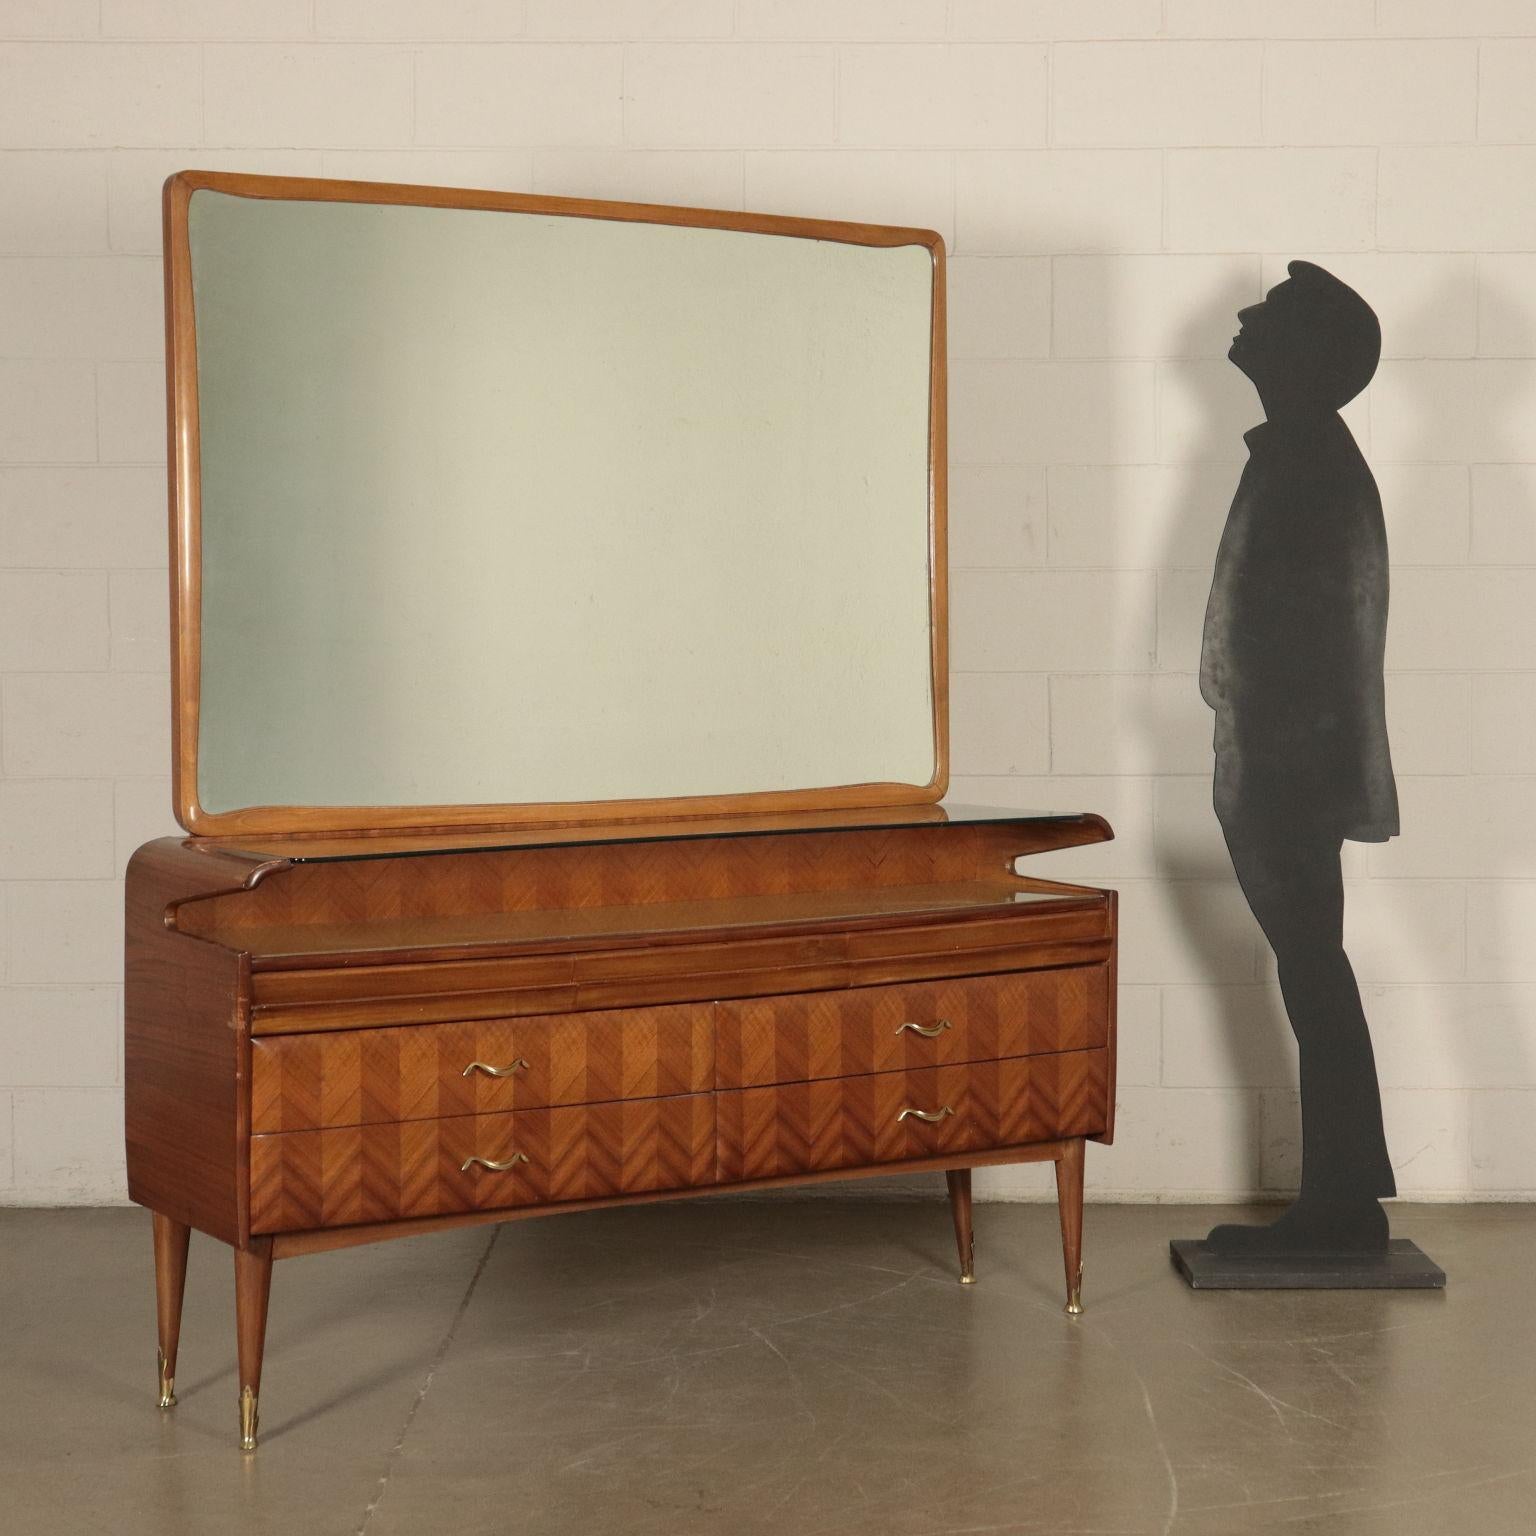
left=1201, top=261, right=1398, bottom=1255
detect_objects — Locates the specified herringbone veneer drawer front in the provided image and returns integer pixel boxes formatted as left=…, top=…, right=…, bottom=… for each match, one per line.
left=716, top=1048, right=1109, bottom=1183
left=715, top=966, right=1107, bottom=1089
left=250, top=1003, right=714, bottom=1132
left=249, top=1091, right=715, bottom=1232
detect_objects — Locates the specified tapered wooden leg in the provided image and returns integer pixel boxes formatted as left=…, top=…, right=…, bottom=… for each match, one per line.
left=151, top=1212, right=191, bottom=1409
left=234, top=1239, right=274, bottom=1451
left=1055, top=1137, right=1085, bottom=1315
left=945, top=1168, right=975, bottom=1284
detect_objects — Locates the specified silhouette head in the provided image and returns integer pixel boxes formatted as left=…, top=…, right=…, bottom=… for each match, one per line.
left=1229, top=261, right=1381, bottom=416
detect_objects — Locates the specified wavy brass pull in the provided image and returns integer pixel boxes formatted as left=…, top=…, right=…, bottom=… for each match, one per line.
left=462, top=1059, right=528, bottom=1078
left=897, top=1106, right=955, bottom=1125
left=460, top=1153, right=530, bottom=1173
left=895, top=1019, right=952, bottom=1039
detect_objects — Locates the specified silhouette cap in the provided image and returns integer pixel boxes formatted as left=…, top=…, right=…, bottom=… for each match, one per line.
left=1284, top=259, right=1381, bottom=411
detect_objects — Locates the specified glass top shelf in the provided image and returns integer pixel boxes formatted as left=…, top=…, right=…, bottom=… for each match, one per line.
left=199, top=802, right=1101, bottom=865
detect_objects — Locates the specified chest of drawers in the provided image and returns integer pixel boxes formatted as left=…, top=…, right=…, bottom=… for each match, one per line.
left=125, top=808, right=1117, bottom=1449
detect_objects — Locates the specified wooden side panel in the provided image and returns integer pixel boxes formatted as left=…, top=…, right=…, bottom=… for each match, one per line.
left=716, top=1050, right=1109, bottom=1184
left=124, top=841, right=266, bottom=1244
left=717, top=967, right=1109, bottom=1088
left=1092, top=887, right=1120, bottom=1146
left=251, top=1003, right=714, bottom=1132
left=249, top=1092, right=716, bottom=1232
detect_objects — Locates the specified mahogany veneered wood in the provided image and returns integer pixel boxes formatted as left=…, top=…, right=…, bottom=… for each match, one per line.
left=716, top=967, right=1109, bottom=1088
left=250, top=1092, right=718, bottom=1231
left=233, top=1239, right=273, bottom=1450
left=716, top=1051, right=1109, bottom=1184
left=946, top=1168, right=975, bottom=1284
left=151, top=1213, right=191, bottom=1409
left=176, top=823, right=1104, bottom=937
left=250, top=1003, right=716, bottom=1133
left=1056, top=1136, right=1087, bottom=1315
left=268, top=1137, right=1076, bottom=1261
left=126, top=815, right=1119, bottom=1447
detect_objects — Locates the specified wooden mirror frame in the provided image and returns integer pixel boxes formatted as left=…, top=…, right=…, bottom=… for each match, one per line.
left=163, top=170, right=948, bottom=839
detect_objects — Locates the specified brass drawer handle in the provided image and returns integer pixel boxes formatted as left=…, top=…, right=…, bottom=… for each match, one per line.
left=895, top=1019, right=952, bottom=1039
left=462, top=1059, right=529, bottom=1078
left=897, top=1106, right=955, bottom=1125
left=460, top=1153, right=530, bottom=1173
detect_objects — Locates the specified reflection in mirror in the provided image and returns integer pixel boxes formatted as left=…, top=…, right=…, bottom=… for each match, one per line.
left=186, top=189, right=938, bottom=818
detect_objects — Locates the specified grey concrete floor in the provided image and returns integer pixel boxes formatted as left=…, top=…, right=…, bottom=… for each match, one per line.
left=0, top=1199, right=1528, bottom=1535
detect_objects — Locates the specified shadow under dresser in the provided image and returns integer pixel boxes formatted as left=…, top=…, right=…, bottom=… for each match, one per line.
left=125, top=805, right=1118, bottom=1449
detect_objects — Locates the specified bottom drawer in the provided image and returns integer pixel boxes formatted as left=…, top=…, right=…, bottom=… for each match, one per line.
left=250, top=1092, right=715, bottom=1233
left=717, top=1049, right=1108, bottom=1184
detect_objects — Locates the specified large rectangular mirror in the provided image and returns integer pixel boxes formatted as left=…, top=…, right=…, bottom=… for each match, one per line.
left=166, top=172, right=946, bottom=836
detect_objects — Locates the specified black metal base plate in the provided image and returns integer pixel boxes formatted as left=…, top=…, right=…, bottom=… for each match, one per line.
left=1170, top=1237, right=1446, bottom=1290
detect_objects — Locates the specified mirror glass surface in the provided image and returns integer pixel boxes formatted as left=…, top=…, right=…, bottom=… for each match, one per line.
left=187, top=189, right=937, bottom=815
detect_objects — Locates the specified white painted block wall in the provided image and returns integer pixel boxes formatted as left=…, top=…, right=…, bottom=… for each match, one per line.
left=1, top=0, right=1532, bottom=1205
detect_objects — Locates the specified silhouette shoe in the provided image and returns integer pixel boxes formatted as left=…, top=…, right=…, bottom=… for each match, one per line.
left=1205, top=1198, right=1389, bottom=1257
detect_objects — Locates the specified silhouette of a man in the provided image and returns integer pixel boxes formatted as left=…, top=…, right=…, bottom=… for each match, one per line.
left=1201, top=261, right=1399, bottom=1254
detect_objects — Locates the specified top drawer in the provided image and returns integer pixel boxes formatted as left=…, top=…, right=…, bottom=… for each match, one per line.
left=716, top=966, right=1108, bottom=1089
left=251, top=1001, right=713, bottom=1133
left=245, top=895, right=1111, bottom=1034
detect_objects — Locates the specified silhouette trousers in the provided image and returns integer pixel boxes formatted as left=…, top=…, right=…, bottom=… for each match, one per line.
left=1217, top=803, right=1397, bottom=1205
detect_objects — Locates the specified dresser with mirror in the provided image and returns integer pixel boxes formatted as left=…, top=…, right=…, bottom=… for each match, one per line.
left=126, top=170, right=1119, bottom=1450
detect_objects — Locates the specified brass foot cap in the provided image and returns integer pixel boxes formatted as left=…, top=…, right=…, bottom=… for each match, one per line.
left=239, top=1387, right=258, bottom=1452
left=159, top=1387, right=177, bottom=1410
left=1065, top=1263, right=1084, bottom=1315
left=157, top=1351, right=176, bottom=1410
left=959, top=1273, right=976, bottom=1285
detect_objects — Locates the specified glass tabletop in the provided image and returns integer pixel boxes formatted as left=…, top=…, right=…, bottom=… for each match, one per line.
left=204, top=802, right=1099, bottom=864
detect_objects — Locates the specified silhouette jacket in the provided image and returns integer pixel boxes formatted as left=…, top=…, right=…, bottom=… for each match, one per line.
left=1200, top=415, right=1399, bottom=843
